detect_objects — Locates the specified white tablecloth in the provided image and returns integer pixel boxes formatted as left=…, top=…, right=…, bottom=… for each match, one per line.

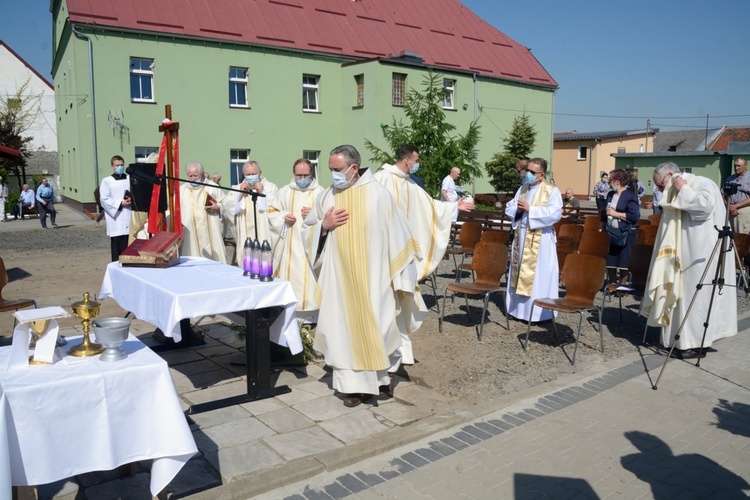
left=0, top=335, right=197, bottom=496
left=99, top=257, right=301, bottom=353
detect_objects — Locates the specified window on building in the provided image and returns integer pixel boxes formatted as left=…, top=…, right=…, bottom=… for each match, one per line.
left=577, top=146, right=588, bottom=160
left=354, top=74, right=364, bottom=107
left=443, top=78, right=456, bottom=109
left=130, top=58, right=155, bottom=102
left=134, top=146, right=159, bottom=163
left=617, top=147, right=626, bottom=154
left=303, top=75, right=319, bottom=112
left=303, top=150, right=320, bottom=178
left=230, top=149, right=250, bottom=185
left=229, top=67, right=248, bottom=108
left=392, top=73, right=406, bottom=106
left=681, top=167, right=692, bottom=173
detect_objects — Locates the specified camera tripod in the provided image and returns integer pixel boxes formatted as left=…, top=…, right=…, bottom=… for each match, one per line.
left=652, top=196, right=749, bottom=389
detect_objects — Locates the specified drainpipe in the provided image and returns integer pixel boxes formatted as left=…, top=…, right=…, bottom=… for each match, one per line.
left=587, top=140, right=596, bottom=198
left=471, top=72, right=478, bottom=196
left=71, top=25, right=99, bottom=189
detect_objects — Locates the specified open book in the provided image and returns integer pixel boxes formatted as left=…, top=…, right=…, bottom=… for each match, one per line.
left=119, top=231, right=182, bottom=267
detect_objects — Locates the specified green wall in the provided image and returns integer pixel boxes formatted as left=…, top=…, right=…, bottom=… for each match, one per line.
left=614, top=154, right=732, bottom=192
left=54, top=21, right=555, bottom=204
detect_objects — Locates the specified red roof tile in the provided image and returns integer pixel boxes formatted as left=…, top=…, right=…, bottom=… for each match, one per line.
left=708, top=126, right=750, bottom=151
left=65, top=0, right=556, bottom=88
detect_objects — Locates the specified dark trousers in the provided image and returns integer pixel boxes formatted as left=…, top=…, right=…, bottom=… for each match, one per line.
left=111, top=234, right=129, bottom=261
left=38, top=200, right=56, bottom=227
left=13, top=202, right=32, bottom=217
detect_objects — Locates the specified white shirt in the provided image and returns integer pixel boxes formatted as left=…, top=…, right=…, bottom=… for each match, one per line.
left=441, top=175, right=457, bottom=202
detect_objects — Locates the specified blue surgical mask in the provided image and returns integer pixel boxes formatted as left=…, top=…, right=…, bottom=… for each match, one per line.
left=114, top=166, right=125, bottom=175
left=189, top=180, right=201, bottom=187
left=331, top=165, right=355, bottom=190
left=602, top=177, right=609, bottom=184
left=410, top=162, right=420, bottom=175
left=523, top=171, right=536, bottom=185
left=245, top=175, right=260, bottom=185
left=295, top=178, right=313, bottom=189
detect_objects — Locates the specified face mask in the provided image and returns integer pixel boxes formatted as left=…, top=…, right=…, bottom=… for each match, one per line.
left=409, top=162, right=420, bottom=175
left=189, top=180, right=201, bottom=187
left=114, top=166, right=125, bottom=175
left=523, top=171, right=537, bottom=185
left=602, top=177, right=609, bottom=184
left=331, top=165, right=354, bottom=189
left=295, top=178, right=313, bottom=189
left=245, top=175, right=260, bottom=185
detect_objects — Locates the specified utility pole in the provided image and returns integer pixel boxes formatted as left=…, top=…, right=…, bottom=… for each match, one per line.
left=645, top=119, right=650, bottom=152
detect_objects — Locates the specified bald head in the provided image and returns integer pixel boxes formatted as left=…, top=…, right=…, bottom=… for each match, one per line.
left=450, top=167, right=461, bottom=180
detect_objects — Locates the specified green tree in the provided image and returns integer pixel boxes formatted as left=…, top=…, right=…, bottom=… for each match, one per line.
left=485, top=113, right=537, bottom=193
left=365, top=71, right=481, bottom=197
left=0, top=78, right=41, bottom=188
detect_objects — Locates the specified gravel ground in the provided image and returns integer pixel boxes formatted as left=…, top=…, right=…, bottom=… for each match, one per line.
left=2, top=224, right=747, bottom=410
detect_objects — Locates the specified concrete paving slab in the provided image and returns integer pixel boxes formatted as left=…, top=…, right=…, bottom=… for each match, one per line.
left=319, top=410, right=391, bottom=444
left=256, top=407, right=316, bottom=434
left=181, top=379, right=248, bottom=405
left=186, top=404, right=253, bottom=429
left=193, top=416, right=276, bottom=452
left=264, top=426, right=345, bottom=461
left=370, top=400, right=433, bottom=426
left=292, top=392, right=363, bottom=422
left=203, top=440, right=284, bottom=481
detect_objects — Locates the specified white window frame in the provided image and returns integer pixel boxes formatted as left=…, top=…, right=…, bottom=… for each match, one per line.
left=229, top=67, right=249, bottom=108
left=443, top=78, right=456, bottom=109
left=134, top=146, right=159, bottom=163
left=130, top=58, right=155, bottom=103
left=303, top=150, right=320, bottom=179
left=303, top=75, right=320, bottom=112
left=577, top=146, right=588, bottom=161
left=230, top=149, right=251, bottom=185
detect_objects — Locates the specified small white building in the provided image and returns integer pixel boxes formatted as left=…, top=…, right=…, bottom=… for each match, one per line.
left=0, top=40, right=57, bottom=152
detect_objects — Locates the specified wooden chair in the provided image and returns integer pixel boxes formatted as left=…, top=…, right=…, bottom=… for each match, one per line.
left=642, top=225, right=658, bottom=246
left=0, top=257, right=38, bottom=326
left=419, top=271, right=440, bottom=313
left=557, top=236, right=576, bottom=279
left=578, top=230, right=610, bottom=258
left=444, top=221, right=482, bottom=281
left=553, top=217, right=573, bottom=234
left=600, top=244, right=654, bottom=324
left=440, top=242, right=509, bottom=340
left=457, top=230, right=510, bottom=280
left=583, top=215, right=601, bottom=232
left=558, top=224, right=583, bottom=251
left=637, top=219, right=651, bottom=226
left=524, top=253, right=606, bottom=365
left=647, top=214, right=662, bottom=226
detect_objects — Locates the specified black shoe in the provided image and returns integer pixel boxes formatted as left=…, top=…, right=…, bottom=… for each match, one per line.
left=670, top=348, right=707, bottom=360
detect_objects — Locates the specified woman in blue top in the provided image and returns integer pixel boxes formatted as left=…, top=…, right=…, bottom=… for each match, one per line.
left=601, top=169, right=640, bottom=284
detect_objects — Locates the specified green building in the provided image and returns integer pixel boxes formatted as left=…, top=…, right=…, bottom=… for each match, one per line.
left=52, top=0, right=557, bottom=211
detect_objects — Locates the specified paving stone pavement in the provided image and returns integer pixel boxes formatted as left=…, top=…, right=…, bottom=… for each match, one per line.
left=261, top=313, right=750, bottom=499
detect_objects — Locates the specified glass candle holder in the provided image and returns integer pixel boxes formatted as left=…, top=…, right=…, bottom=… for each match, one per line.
left=250, top=238, right=261, bottom=279
left=260, top=239, right=273, bottom=282
left=243, top=237, right=253, bottom=276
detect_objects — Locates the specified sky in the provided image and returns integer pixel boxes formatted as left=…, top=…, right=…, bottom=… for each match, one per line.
left=1, top=0, right=749, bottom=134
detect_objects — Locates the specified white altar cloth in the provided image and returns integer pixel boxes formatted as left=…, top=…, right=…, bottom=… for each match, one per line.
left=0, top=335, right=197, bottom=496
left=99, top=257, right=302, bottom=353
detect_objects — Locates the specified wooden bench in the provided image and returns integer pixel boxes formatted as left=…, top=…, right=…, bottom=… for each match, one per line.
left=16, top=205, right=39, bottom=219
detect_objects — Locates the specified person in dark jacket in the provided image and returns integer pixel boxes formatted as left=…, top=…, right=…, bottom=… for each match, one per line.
left=602, top=168, right=640, bottom=284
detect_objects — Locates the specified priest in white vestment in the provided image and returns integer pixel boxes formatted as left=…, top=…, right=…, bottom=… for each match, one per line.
left=374, top=144, right=474, bottom=363
left=306, top=145, right=422, bottom=407
left=269, top=158, right=325, bottom=318
left=180, top=162, right=227, bottom=263
left=230, top=160, right=281, bottom=253
left=505, top=157, right=562, bottom=322
left=643, top=162, right=737, bottom=357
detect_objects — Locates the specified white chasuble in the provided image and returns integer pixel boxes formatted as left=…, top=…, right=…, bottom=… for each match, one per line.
left=179, top=181, right=227, bottom=263
left=310, top=170, right=421, bottom=393
left=504, top=181, right=562, bottom=322
left=268, top=179, right=325, bottom=313
left=231, top=178, right=282, bottom=255
left=643, top=174, right=737, bottom=349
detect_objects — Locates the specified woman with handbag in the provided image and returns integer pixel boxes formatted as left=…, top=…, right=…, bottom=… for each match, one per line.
left=602, top=169, right=640, bottom=284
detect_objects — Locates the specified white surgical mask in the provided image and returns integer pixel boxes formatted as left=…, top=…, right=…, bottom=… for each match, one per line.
left=245, top=175, right=260, bottom=185
left=295, top=178, right=313, bottom=189
left=410, top=162, right=420, bottom=174
left=331, top=165, right=355, bottom=190
left=114, top=166, right=125, bottom=175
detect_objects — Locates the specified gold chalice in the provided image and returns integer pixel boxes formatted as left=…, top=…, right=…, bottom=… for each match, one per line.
left=28, top=318, right=51, bottom=365
left=69, top=292, right=104, bottom=357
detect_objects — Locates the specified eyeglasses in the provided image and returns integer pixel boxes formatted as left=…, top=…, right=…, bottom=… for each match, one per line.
left=527, top=169, right=542, bottom=175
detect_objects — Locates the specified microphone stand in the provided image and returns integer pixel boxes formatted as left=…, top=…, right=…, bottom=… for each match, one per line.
left=127, top=169, right=265, bottom=241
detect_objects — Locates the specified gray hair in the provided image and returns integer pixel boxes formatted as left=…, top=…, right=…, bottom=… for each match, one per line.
left=212, top=172, right=221, bottom=179
left=654, top=162, right=681, bottom=177
left=330, top=145, right=361, bottom=168
left=243, top=161, right=261, bottom=174
left=185, top=161, right=205, bottom=176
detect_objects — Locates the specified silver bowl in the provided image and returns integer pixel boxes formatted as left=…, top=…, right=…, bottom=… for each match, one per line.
left=91, top=317, right=131, bottom=362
